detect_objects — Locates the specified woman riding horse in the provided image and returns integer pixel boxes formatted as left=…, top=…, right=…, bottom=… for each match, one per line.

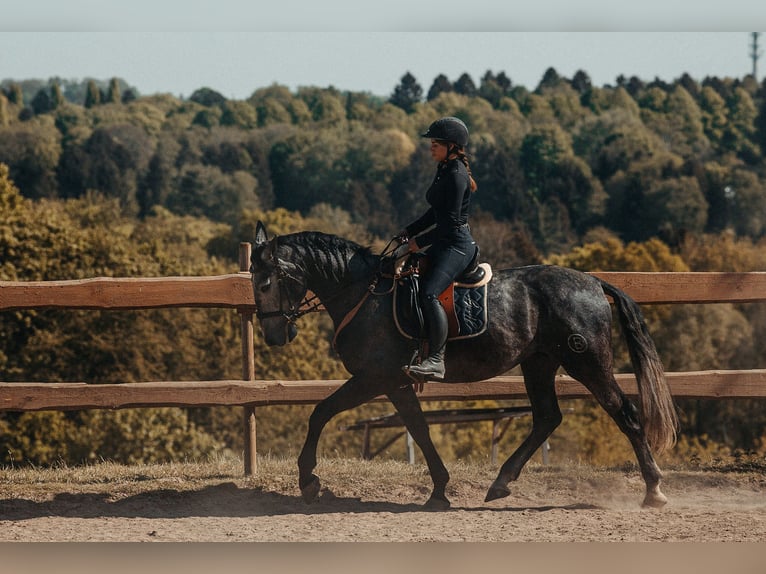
left=398, top=116, right=480, bottom=381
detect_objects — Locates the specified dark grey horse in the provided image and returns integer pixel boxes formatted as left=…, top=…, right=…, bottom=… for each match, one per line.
left=249, top=221, right=678, bottom=509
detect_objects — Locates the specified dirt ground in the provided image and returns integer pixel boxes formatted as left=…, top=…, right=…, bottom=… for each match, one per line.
left=1, top=457, right=765, bottom=544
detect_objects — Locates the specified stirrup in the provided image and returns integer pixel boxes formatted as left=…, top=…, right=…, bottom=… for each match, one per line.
left=402, top=356, right=445, bottom=381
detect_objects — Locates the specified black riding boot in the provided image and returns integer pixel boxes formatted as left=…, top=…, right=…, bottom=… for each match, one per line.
left=404, top=295, right=448, bottom=381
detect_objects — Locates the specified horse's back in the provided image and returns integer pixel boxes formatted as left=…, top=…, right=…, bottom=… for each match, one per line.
left=490, top=264, right=612, bottom=332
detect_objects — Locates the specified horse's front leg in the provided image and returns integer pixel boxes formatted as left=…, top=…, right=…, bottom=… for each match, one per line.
left=298, top=375, right=383, bottom=503
left=387, top=382, right=451, bottom=510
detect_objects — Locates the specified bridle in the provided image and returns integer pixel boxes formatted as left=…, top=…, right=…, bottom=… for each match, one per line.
left=251, top=250, right=323, bottom=325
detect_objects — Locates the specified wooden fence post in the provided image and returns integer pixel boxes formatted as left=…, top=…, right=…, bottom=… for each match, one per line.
left=239, top=242, right=257, bottom=475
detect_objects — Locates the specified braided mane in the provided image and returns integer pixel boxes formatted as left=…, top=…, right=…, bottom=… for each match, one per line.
left=277, top=231, right=375, bottom=285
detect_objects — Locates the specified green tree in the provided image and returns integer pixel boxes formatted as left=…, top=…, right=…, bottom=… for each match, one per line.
left=220, top=101, right=259, bottom=128
left=426, top=74, right=453, bottom=102
left=389, top=72, right=423, bottom=113
left=7, top=83, right=23, bottom=106
left=699, top=86, right=729, bottom=148
left=0, top=117, right=62, bottom=199
left=189, top=86, right=226, bottom=107
left=724, top=86, right=759, bottom=162
left=298, top=86, right=346, bottom=124
left=50, top=83, right=65, bottom=109
left=166, top=164, right=259, bottom=225
left=452, top=72, right=477, bottom=97
left=573, top=109, right=663, bottom=181
left=570, top=70, right=592, bottom=95
left=30, top=89, right=52, bottom=115
left=84, top=79, right=101, bottom=108
left=137, top=135, right=180, bottom=217
left=106, top=77, right=121, bottom=104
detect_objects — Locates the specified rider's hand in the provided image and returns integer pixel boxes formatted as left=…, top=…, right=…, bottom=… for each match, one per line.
left=392, top=242, right=410, bottom=260
left=394, top=230, right=409, bottom=245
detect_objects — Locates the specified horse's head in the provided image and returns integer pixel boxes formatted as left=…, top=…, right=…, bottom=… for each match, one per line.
left=250, top=221, right=305, bottom=346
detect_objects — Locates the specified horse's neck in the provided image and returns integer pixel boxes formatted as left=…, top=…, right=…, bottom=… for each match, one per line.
left=284, top=234, right=376, bottom=319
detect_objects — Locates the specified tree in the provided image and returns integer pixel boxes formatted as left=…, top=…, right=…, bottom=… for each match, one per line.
left=724, top=87, right=759, bottom=162
left=220, top=101, right=259, bottom=129
left=137, top=135, right=180, bottom=217
left=642, top=85, right=709, bottom=157
left=6, top=83, right=23, bottom=106
left=0, top=94, right=7, bottom=126
left=536, top=67, right=563, bottom=91
left=570, top=70, right=592, bottom=95
left=84, top=80, right=101, bottom=108
left=50, top=83, right=65, bottom=109
left=427, top=74, right=452, bottom=101
left=453, top=73, right=477, bottom=97
left=189, top=87, right=226, bottom=107
left=699, top=86, right=729, bottom=148
left=678, top=72, right=700, bottom=98
left=166, top=164, right=259, bottom=225
left=574, top=110, right=663, bottom=181
left=30, top=89, right=52, bottom=115
left=478, top=71, right=506, bottom=108
left=0, top=118, right=62, bottom=199
left=755, top=85, right=766, bottom=155
left=122, top=88, right=138, bottom=104
left=389, top=72, right=422, bottom=113
left=106, top=77, right=121, bottom=104
left=606, top=160, right=707, bottom=243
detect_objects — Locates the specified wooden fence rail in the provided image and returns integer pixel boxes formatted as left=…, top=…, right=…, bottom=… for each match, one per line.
left=3, top=244, right=766, bottom=474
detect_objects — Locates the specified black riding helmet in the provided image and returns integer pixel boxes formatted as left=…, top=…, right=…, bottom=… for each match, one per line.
left=421, top=116, right=469, bottom=147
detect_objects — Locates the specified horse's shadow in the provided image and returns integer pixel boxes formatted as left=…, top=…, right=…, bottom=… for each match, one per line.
left=0, top=483, right=602, bottom=520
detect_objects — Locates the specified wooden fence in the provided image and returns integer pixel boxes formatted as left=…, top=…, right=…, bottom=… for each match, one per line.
left=2, top=243, right=766, bottom=474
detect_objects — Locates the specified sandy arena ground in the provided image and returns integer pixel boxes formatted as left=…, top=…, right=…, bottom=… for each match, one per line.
left=1, top=459, right=765, bottom=543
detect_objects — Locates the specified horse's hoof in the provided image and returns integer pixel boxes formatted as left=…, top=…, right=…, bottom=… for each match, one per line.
left=484, top=482, right=511, bottom=502
left=300, top=475, right=321, bottom=504
left=641, top=489, right=668, bottom=509
left=423, top=495, right=451, bottom=511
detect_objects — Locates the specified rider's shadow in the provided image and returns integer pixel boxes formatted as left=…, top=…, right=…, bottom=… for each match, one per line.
left=0, top=483, right=429, bottom=520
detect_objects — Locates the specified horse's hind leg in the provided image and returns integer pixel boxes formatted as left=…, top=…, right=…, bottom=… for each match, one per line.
left=486, top=354, right=562, bottom=502
left=387, top=383, right=451, bottom=510
left=297, top=375, right=384, bottom=503
left=566, top=363, right=666, bottom=508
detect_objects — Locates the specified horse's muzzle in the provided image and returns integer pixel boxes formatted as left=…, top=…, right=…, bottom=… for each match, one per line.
left=263, top=320, right=298, bottom=346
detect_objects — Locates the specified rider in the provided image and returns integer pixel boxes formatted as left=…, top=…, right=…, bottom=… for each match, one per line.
left=398, top=116, right=479, bottom=381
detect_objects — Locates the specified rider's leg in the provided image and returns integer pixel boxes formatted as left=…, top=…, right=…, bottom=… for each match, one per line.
left=405, top=294, right=448, bottom=380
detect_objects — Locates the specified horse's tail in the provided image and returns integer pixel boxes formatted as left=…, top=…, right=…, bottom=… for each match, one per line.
left=599, top=279, right=678, bottom=454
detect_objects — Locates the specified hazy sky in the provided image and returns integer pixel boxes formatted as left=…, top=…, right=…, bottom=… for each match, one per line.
left=2, top=3, right=764, bottom=100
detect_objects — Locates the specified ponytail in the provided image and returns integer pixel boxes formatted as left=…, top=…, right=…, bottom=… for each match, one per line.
left=453, top=148, right=478, bottom=192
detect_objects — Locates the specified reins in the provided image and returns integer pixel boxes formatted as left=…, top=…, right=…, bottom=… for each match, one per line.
left=330, top=237, right=402, bottom=350
left=255, top=235, right=406, bottom=351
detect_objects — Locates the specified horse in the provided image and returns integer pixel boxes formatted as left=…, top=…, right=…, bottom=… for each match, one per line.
left=248, top=221, right=678, bottom=509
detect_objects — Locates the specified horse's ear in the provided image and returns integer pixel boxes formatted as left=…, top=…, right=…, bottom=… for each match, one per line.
left=254, top=221, right=268, bottom=245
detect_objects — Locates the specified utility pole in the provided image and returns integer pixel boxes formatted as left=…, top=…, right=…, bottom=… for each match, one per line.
left=751, top=32, right=762, bottom=81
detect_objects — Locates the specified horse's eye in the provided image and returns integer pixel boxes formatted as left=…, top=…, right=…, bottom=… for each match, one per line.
left=259, top=278, right=272, bottom=293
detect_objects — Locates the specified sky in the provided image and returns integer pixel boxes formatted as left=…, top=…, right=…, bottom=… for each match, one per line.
left=1, top=3, right=765, bottom=100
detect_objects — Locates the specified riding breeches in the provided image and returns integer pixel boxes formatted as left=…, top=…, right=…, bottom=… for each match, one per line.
left=419, top=237, right=477, bottom=302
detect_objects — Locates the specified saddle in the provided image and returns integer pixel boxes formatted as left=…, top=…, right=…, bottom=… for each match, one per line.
left=393, top=247, right=492, bottom=341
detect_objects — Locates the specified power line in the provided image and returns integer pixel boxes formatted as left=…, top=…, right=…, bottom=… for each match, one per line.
left=750, top=32, right=762, bottom=81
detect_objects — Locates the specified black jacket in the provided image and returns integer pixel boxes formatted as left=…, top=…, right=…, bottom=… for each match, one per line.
left=405, top=158, right=472, bottom=248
